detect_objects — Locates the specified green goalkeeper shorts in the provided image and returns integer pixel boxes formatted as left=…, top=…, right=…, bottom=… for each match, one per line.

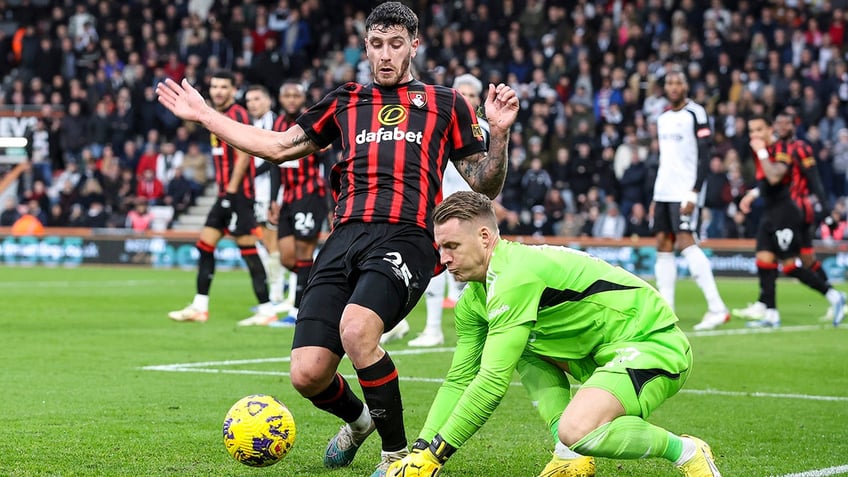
left=570, top=325, right=692, bottom=419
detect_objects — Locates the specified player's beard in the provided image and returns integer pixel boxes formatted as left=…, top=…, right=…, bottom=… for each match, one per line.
left=374, top=55, right=412, bottom=87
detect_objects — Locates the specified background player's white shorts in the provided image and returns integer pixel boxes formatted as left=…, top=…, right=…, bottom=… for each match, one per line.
left=254, top=172, right=273, bottom=226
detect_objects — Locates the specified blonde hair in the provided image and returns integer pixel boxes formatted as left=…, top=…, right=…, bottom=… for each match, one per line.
left=433, top=191, right=497, bottom=228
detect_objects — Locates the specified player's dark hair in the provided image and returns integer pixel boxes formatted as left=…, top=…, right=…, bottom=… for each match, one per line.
left=211, top=70, right=236, bottom=85
left=365, top=1, right=418, bottom=39
left=246, top=84, right=270, bottom=96
left=748, top=113, right=773, bottom=126
left=777, top=108, right=797, bottom=125
left=433, top=191, right=496, bottom=226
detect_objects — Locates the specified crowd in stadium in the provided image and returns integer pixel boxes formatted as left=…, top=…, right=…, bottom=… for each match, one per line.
left=3, top=0, right=848, bottom=240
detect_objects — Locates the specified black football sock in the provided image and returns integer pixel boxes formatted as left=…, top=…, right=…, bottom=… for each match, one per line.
left=240, top=246, right=270, bottom=304
left=196, top=240, right=216, bottom=295
left=756, top=260, right=778, bottom=308
left=307, top=373, right=365, bottom=423
left=294, top=259, right=313, bottom=308
left=810, top=260, right=830, bottom=287
left=357, top=352, right=407, bottom=452
left=786, top=263, right=830, bottom=295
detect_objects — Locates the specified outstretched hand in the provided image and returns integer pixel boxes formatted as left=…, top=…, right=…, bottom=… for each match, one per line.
left=155, top=78, right=208, bottom=123
left=484, top=83, right=519, bottom=133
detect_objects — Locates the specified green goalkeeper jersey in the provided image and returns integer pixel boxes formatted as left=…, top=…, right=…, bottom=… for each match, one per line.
left=419, top=239, right=679, bottom=448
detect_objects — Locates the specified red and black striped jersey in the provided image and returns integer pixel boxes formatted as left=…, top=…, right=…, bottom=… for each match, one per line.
left=273, top=115, right=327, bottom=203
left=788, top=138, right=817, bottom=222
left=296, top=79, right=485, bottom=232
left=210, top=103, right=255, bottom=199
left=754, top=140, right=794, bottom=205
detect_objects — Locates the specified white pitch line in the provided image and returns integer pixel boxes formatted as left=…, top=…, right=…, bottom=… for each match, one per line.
left=0, top=279, right=184, bottom=288
left=140, top=347, right=457, bottom=370
left=775, top=465, right=848, bottom=477
left=141, top=361, right=848, bottom=402
left=679, top=388, right=848, bottom=402
left=688, top=324, right=826, bottom=337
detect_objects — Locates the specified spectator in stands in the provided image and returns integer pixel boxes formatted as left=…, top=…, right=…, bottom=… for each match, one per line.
left=181, top=141, right=209, bottom=190
left=832, top=129, right=848, bottom=200
left=592, top=202, right=626, bottom=239
left=559, top=211, right=585, bottom=238
left=521, top=156, right=552, bottom=209
left=126, top=198, right=154, bottom=231
left=163, top=166, right=194, bottom=219
left=570, top=141, right=594, bottom=205
left=26, top=117, right=53, bottom=185
left=46, top=203, right=68, bottom=227
left=77, top=177, right=106, bottom=210
left=136, top=168, right=164, bottom=205
left=704, top=155, right=732, bottom=239
left=527, top=204, right=555, bottom=238
left=82, top=200, right=108, bottom=228
left=819, top=103, right=845, bottom=148
left=10, top=203, right=44, bottom=237
left=87, top=99, right=112, bottom=159
left=821, top=200, right=848, bottom=243
left=625, top=202, right=652, bottom=238
left=580, top=205, right=600, bottom=238
left=155, top=141, right=184, bottom=185
left=59, top=100, right=89, bottom=167
left=135, top=142, right=159, bottom=178
left=617, top=146, right=648, bottom=218
left=0, top=197, right=19, bottom=226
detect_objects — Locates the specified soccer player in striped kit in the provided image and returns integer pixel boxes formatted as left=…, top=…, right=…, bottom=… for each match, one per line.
left=267, top=81, right=329, bottom=328
left=167, top=71, right=277, bottom=325
left=156, top=3, right=519, bottom=475
left=241, top=84, right=287, bottom=322
left=381, top=73, right=491, bottom=348
left=734, top=113, right=845, bottom=328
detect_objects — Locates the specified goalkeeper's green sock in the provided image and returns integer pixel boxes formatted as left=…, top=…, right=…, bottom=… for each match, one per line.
left=571, top=415, right=690, bottom=463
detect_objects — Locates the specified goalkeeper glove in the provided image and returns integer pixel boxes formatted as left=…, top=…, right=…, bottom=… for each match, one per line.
left=387, top=435, right=455, bottom=477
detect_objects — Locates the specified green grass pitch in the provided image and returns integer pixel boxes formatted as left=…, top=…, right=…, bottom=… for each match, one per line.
left=2, top=266, right=847, bottom=476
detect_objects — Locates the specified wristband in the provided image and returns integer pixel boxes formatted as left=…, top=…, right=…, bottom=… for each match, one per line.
left=757, top=149, right=769, bottom=161
left=428, top=434, right=457, bottom=463
left=411, top=438, right=429, bottom=451
left=748, top=188, right=760, bottom=199
left=682, top=191, right=698, bottom=206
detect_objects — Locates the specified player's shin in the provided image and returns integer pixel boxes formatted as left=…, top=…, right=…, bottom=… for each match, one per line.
left=681, top=245, right=726, bottom=312
left=516, top=354, right=572, bottom=436
left=308, top=373, right=367, bottom=423
left=570, top=416, right=680, bottom=461
left=654, top=252, right=677, bottom=310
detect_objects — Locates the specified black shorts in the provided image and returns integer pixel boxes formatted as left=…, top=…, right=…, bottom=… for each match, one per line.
left=652, top=201, right=701, bottom=237
left=291, top=222, right=438, bottom=356
left=756, top=201, right=805, bottom=259
left=277, top=193, right=329, bottom=240
left=204, top=196, right=257, bottom=236
left=800, top=221, right=816, bottom=251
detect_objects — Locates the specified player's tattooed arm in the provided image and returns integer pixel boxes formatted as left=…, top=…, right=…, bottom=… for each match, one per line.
left=454, top=130, right=509, bottom=199
left=453, top=82, right=517, bottom=199
left=263, top=125, right=319, bottom=164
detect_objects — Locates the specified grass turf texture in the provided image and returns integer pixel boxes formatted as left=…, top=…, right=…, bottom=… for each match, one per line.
left=2, top=266, right=847, bottom=476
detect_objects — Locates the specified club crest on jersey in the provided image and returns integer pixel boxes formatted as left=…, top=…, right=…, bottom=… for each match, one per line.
left=408, top=91, right=427, bottom=108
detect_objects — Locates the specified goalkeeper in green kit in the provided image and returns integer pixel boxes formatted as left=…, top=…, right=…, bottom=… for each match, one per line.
left=387, top=191, right=721, bottom=477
